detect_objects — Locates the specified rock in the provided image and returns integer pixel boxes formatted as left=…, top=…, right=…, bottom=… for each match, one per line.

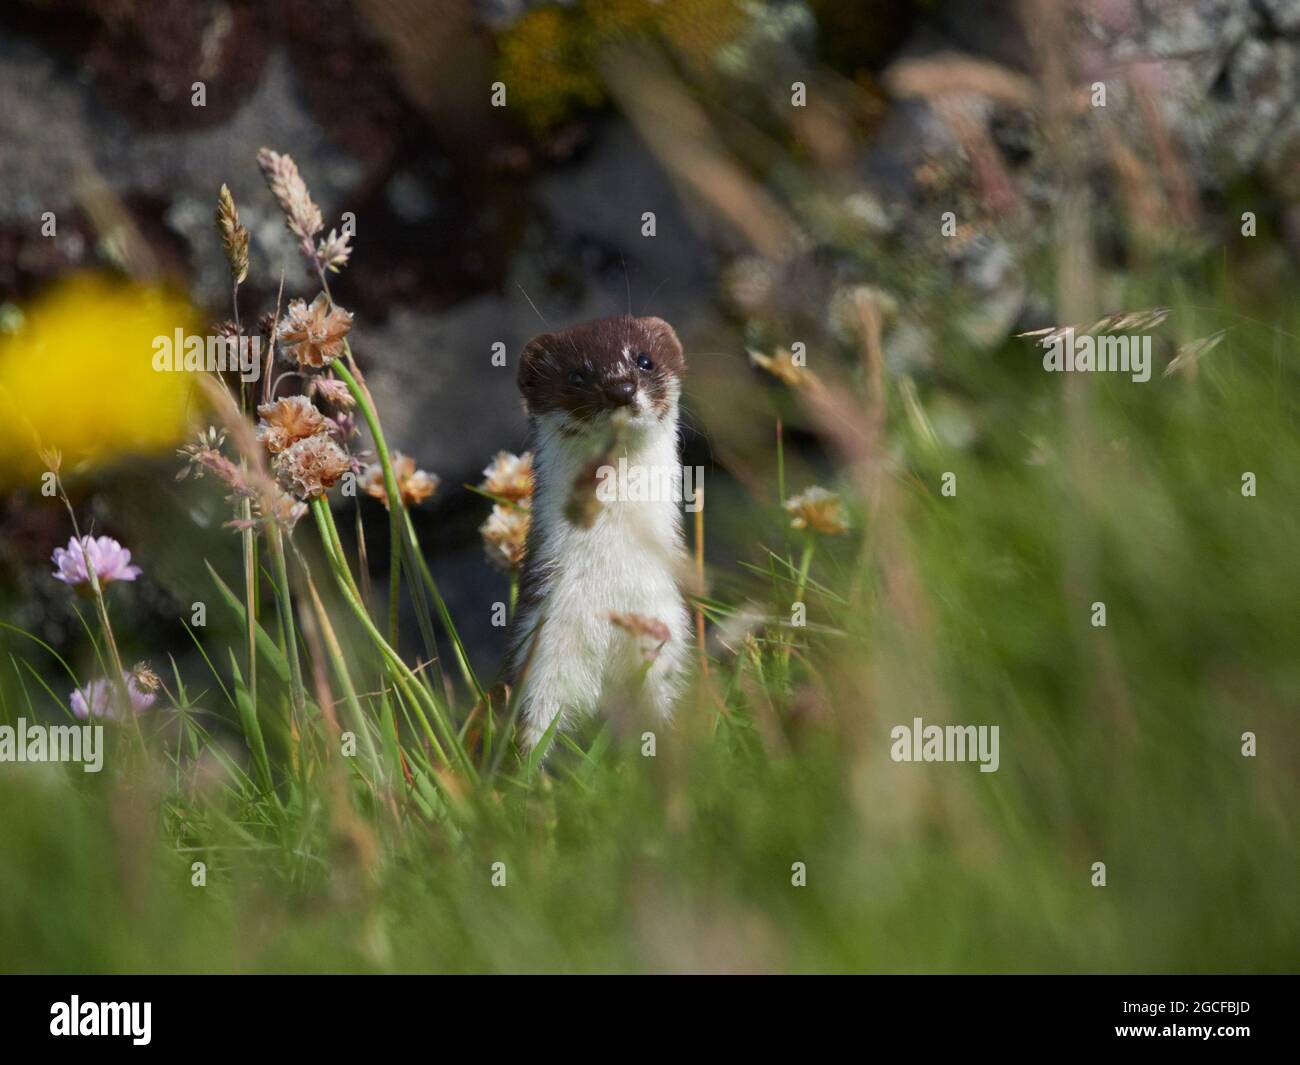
left=1258, top=0, right=1300, bottom=32
left=361, top=120, right=719, bottom=483
left=0, top=34, right=95, bottom=226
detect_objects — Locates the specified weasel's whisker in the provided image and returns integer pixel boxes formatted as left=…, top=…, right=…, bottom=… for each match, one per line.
left=516, top=282, right=549, bottom=325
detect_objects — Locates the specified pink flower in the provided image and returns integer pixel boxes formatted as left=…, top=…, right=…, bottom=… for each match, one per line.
left=51, top=536, right=142, bottom=589
left=69, top=672, right=157, bottom=720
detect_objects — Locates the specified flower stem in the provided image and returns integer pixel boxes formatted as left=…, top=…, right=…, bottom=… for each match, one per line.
left=50, top=475, right=141, bottom=744
left=315, top=497, right=363, bottom=604
left=265, top=524, right=306, bottom=719
left=402, top=510, right=485, bottom=703
left=240, top=499, right=258, bottom=721
left=776, top=416, right=785, bottom=504
left=793, top=537, right=815, bottom=603
left=782, top=535, right=815, bottom=668
left=311, top=499, right=471, bottom=778
left=294, top=551, right=383, bottom=782
left=331, top=358, right=403, bottom=647
left=233, top=290, right=258, bottom=728
left=694, top=484, right=708, bottom=678
left=88, top=580, right=139, bottom=743
left=316, top=311, right=482, bottom=713
left=331, top=356, right=484, bottom=702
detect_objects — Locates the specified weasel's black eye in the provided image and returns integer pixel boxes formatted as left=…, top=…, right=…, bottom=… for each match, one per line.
left=636, top=352, right=653, bottom=371
left=567, top=369, right=585, bottom=386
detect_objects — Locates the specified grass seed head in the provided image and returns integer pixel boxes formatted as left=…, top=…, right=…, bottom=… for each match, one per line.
left=256, top=147, right=324, bottom=265
left=214, top=183, right=249, bottom=285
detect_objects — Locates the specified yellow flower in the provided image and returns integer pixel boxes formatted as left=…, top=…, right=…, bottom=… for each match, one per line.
left=783, top=486, right=849, bottom=536
left=0, top=273, right=198, bottom=484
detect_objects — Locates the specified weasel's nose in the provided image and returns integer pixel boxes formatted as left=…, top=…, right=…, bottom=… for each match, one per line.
left=604, top=379, right=637, bottom=406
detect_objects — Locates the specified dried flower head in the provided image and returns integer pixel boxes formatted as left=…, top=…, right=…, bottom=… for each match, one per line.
left=215, top=184, right=249, bottom=285
left=256, top=395, right=326, bottom=454
left=188, top=382, right=309, bottom=533
left=783, top=486, right=849, bottom=536
left=255, top=486, right=309, bottom=530
left=51, top=535, right=142, bottom=589
left=130, top=661, right=163, bottom=694
left=362, top=452, right=439, bottom=509
left=609, top=611, right=671, bottom=660
left=177, top=428, right=246, bottom=493
left=316, top=228, right=353, bottom=274
left=480, top=502, right=530, bottom=572
left=327, top=411, right=359, bottom=444
left=276, top=293, right=353, bottom=369
left=310, top=374, right=355, bottom=410
left=225, top=483, right=308, bottom=532
left=70, top=670, right=157, bottom=720
left=274, top=432, right=352, bottom=499
left=256, top=148, right=323, bottom=266
left=749, top=347, right=818, bottom=389
left=480, top=450, right=535, bottom=503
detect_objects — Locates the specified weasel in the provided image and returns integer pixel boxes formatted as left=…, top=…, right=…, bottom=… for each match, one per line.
left=508, top=314, right=692, bottom=752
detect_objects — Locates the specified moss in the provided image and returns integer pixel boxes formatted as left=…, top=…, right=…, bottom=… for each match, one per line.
left=497, top=0, right=745, bottom=136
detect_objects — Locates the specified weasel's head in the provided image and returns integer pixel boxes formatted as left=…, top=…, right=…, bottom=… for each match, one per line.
left=518, top=315, right=684, bottom=438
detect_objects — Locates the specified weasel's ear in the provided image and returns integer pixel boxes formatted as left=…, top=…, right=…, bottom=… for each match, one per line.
left=638, top=316, right=683, bottom=362
left=518, top=333, right=555, bottom=403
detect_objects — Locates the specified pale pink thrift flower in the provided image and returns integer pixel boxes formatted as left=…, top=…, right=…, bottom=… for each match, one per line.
left=69, top=672, right=157, bottom=720
left=51, top=535, right=142, bottom=588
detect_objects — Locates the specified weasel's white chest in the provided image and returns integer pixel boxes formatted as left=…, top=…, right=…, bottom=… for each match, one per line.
left=511, top=414, right=692, bottom=747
